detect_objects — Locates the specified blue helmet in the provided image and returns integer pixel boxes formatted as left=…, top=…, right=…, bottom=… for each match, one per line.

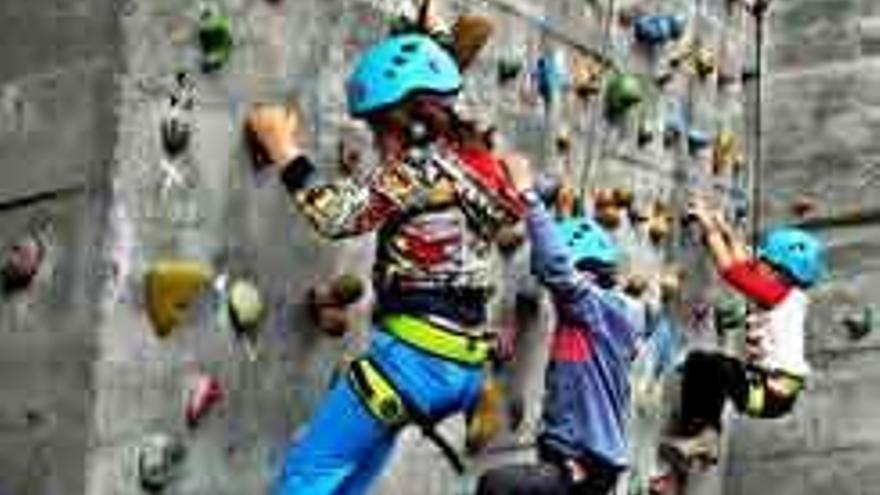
left=346, top=34, right=462, bottom=118
left=557, top=216, right=620, bottom=269
left=758, top=227, right=825, bottom=288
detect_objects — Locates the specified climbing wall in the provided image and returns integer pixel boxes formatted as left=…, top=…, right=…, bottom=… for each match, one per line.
left=88, top=0, right=761, bottom=493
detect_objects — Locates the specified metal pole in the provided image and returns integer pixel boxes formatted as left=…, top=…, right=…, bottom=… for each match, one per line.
left=751, top=0, right=769, bottom=252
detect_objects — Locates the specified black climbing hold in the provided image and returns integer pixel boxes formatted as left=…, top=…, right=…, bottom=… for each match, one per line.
left=138, top=433, right=186, bottom=493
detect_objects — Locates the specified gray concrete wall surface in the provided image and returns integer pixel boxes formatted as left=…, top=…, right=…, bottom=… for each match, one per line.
left=723, top=0, right=880, bottom=494
left=0, top=0, right=119, bottom=493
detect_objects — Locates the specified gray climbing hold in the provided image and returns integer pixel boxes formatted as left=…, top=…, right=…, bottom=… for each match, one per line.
left=137, top=433, right=186, bottom=492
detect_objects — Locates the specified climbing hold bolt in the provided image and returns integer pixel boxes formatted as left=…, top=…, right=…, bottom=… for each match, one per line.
left=138, top=433, right=186, bottom=492
left=198, top=9, right=233, bottom=73
left=144, top=260, right=214, bottom=338
left=1, top=233, right=45, bottom=293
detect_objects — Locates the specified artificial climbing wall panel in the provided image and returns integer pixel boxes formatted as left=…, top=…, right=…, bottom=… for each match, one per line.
left=89, top=0, right=757, bottom=493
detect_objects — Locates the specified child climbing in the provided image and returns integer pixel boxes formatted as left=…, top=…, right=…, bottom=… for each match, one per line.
left=661, top=194, right=826, bottom=469
left=245, top=31, right=524, bottom=495
left=476, top=157, right=642, bottom=495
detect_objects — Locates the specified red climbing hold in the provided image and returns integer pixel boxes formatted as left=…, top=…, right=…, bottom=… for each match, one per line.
left=185, top=375, right=223, bottom=428
left=1, top=233, right=44, bottom=293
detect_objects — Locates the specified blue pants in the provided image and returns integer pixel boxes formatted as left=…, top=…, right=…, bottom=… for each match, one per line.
left=274, top=329, right=485, bottom=495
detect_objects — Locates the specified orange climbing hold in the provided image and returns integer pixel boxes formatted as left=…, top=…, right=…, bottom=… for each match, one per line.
left=465, top=372, right=505, bottom=455
left=144, top=260, right=214, bottom=338
left=712, top=130, right=745, bottom=175
left=571, top=51, right=607, bottom=100
left=647, top=201, right=674, bottom=244
left=308, top=273, right=366, bottom=337
left=451, top=15, right=494, bottom=70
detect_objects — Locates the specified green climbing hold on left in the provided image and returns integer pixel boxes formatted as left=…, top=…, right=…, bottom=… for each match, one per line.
left=199, top=8, right=233, bottom=73
left=606, top=73, right=644, bottom=117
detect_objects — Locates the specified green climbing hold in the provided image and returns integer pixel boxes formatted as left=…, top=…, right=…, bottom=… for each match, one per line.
left=606, top=73, right=644, bottom=117
left=199, top=9, right=233, bottom=73
left=714, top=295, right=747, bottom=336
left=844, top=307, right=874, bottom=341
left=228, top=278, right=265, bottom=334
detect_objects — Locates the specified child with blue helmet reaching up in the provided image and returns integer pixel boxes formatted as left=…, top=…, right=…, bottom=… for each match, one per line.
left=476, top=157, right=643, bottom=495
left=246, top=24, right=526, bottom=495
left=661, top=194, right=826, bottom=470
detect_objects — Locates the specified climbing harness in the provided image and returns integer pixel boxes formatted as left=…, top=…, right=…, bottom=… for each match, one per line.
left=381, top=314, right=492, bottom=366
left=347, top=356, right=467, bottom=474
left=744, top=368, right=803, bottom=417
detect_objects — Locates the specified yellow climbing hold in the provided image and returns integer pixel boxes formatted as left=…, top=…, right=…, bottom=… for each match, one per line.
left=228, top=278, right=265, bottom=334
left=465, top=373, right=505, bottom=455
left=145, top=260, right=214, bottom=338
left=451, top=15, right=494, bottom=70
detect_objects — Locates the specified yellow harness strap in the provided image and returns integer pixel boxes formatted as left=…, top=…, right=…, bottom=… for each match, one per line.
left=382, top=314, right=491, bottom=366
left=348, top=359, right=407, bottom=426
left=746, top=372, right=804, bottom=416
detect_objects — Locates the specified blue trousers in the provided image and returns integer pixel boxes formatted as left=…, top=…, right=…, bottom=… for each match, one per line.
left=274, top=329, right=485, bottom=495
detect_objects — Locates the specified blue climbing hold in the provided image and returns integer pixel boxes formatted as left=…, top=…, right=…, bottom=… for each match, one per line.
left=634, top=15, right=686, bottom=46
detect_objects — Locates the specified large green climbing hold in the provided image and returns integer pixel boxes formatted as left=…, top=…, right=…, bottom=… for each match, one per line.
left=606, top=73, right=644, bottom=117
left=199, top=9, right=233, bottom=73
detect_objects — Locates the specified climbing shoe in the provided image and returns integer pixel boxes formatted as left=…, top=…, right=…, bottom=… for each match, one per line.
left=660, top=428, right=720, bottom=472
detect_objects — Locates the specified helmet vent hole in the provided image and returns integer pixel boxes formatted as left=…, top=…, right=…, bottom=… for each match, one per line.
left=428, top=60, right=440, bottom=73
left=392, top=55, right=408, bottom=66
left=401, top=42, right=419, bottom=53
left=384, top=69, right=397, bottom=79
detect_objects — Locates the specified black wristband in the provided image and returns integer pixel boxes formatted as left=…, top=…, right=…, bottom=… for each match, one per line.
left=280, top=155, right=316, bottom=193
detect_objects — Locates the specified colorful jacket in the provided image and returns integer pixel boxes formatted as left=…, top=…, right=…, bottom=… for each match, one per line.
left=288, top=144, right=523, bottom=326
left=524, top=195, right=639, bottom=469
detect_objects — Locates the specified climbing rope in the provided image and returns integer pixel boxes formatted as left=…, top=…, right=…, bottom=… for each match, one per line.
left=750, top=0, right=770, bottom=251
left=580, top=0, right=617, bottom=196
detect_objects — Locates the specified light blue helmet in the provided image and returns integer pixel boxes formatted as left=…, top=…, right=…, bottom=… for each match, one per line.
left=557, top=217, right=620, bottom=268
left=346, top=34, right=462, bottom=118
left=758, top=227, right=825, bottom=288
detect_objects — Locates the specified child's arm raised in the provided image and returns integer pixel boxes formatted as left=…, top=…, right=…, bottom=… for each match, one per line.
left=687, top=194, right=788, bottom=308
left=246, top=104, right=403, bottom=239
left=502, top=154, right=581, bottom=298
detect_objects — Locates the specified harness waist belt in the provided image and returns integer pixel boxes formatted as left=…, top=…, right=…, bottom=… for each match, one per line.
left=381, top=314, right=491, bottom=366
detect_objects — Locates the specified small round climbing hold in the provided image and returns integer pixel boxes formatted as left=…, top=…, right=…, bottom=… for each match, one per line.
left=137, top=433, right=186, bottom=492
left=228, top=278, right=265, bottom=335
left=198, top=9, right=233, bottom=73
left=160, top=115, right=191, bottom=158
left=1, top=233, right=44, bottom=293
left=606, top=73, right=644, bottom=118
